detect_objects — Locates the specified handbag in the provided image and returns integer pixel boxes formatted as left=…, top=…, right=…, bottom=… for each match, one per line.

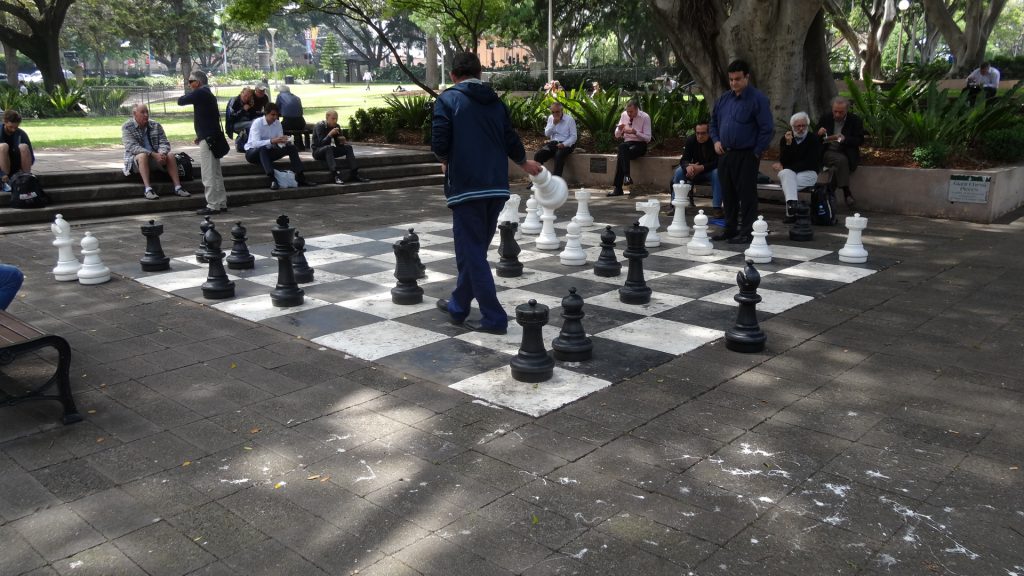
left=274, top=169, right=298, bottom=188
left=206, top=131, right=231, bottom=159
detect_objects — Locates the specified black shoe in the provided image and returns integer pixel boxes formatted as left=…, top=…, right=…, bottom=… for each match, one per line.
left=297, top=176, right=316, bottom=187
left=196, top=206, right=220, bottom=215
left=464, top=320, right=507, bottom=335
left=665, top=206, right=675, bottom=217
left=727, top=235, right=753, bottom=245
left=687, top=191, right=696, bottom=207
left=607, top=189, right=624, bottom=197
left=334, top=175, right=345, bottom=185
left=710, top=231, right=736, bottom=242
left=623, top=176, right=633, bottom=186
left=844, top=190, right=856, bottom=209
left=349, top=176, right=371, bottom=183
left=436, top=298, right=463, bottom=325
left=269, top=179, right=279, bottom=190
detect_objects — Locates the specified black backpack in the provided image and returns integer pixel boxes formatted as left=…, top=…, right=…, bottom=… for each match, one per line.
left=811, top=183, right=837, bottom=226
left=175, top=152, right=195, bottom=182
left=235, top=128, right=247, bottom=153
left=8, top=172, right=49, bottom=209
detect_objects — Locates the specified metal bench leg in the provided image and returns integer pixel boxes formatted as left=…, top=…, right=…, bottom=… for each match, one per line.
left=48, top=336, right=82, bottom=424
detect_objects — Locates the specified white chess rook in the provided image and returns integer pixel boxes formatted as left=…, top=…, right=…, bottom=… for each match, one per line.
left=573, top=189, right=594, bottom=226
left=838, top=213, right=869, bottom=263
left=636, top=199, right=661, bottom=247
left=535, top=206, right=560, bottom=250
left=667, top=183, right=691, bottom=239
left=687, top=210, right=714, bottom=256
left=529, top=167, right=568, bottom=210
left=559, top=219, right=587, bottom=265
left=745, top=215, right=772, bottom=263
left=521, top=194, right=542, bottom=235
left=77, top=231, right=111, bottom=285
left=51, top=213, right=81, bottom=282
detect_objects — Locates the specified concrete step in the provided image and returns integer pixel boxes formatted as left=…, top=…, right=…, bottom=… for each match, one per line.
left=0, top=173, right=444, bottom=227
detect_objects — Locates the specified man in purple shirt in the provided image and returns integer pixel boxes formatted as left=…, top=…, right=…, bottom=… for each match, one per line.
left=607, top=100, right=651, bottom=197
left=709, top=60, right=774, bottom=244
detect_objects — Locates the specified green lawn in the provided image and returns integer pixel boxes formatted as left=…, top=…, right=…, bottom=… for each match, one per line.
left=20, top=83, right=403, bottom=149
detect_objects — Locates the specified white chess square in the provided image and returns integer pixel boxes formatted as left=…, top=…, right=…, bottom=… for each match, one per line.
left=171, top=254, right=268, bottom=268
left=597, top=317, right=722, bottom=355
left=769, top=245, right=833, bottom=261
left=487, top=248, right=551, bottom=264
left=302, top=249, right=364, bottom=267
left=565, top=268, right=630, bottom=286
left=136, top=268, right=241, bottom=292
left=652, top=246, right=742, bottom=262
left=585, top=288, right=691, bottom=316
left=313, top=320, right=448, bottom=361
left=242, top=269, right=348, bottom=288
left=337, top=292, right=443, bottom=319
left=700, top=287, right=814, bottom=314
left=353, top=268, right=455, bottom=287
left=494, top=289, right=563, bottom=312
left=776, top=261, right=876, bottom=283
left=369, top=248, right=455, bottom=265
left=675, top=262, right=774, bottom=285
left=492, top=268, right=563, bottom=289
left=455, top=323, right=562, bottom=355
left=211, top=294, right=331, bottom=322
left=393, top=220, right=452, bottom=233
left=450, top=366, right=612, bottom=417
left=303, top=233, right=374, bottom=249
left=406, top=233, right=453, bottom=247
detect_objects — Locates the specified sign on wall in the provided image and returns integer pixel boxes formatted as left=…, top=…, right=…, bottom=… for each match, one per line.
left=948, top=174, right=991, bottom=204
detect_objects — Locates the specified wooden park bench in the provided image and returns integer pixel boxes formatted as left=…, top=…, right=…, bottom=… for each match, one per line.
left=0, top=310, right=82, bottom=424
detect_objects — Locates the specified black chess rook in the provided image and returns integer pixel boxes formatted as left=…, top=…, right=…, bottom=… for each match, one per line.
left=725, top=260, right=767, bottom=353
left=789, top=201, right=814, bottom=242
left=195, top=216, right=212, bottom=263
left=510, top=299, right=555, bottom=383
left=619, top=222, right=651, bottom=305
left=552, top=288, right=592, bottom=362
left=496, top=220, right=524, bottom=278
left=226, top=221, right=255, bottom=270
left=391, top=236, right=424, bottom=304
left=269, top=215, right=304, bottom=307
left=201, top=221, right=236, bottom=299
left=139, top=220, right=170, bottom=272
left=594, top=225, right=622, bottom=277
left=292, top=230, right=315, bottom=284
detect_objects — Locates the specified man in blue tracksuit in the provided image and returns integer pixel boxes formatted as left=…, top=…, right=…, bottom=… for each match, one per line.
left=432, top=52, right=542, bottom=335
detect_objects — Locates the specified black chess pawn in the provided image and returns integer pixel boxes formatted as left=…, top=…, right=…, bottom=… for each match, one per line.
left=291, top=230, right=315, bottom=284
left=594, top=225, right=622, bottom=277
left=405, top=228, right=426, bottom=279
left=139, top=220, right=170, bottom=272
left=391, top=237, right=424, bottom=304
left=269, top=215, right=304, bottom=307
left=195, top=216, right=212, bottom=263
left=226, top=221, right=255, bottom=270
left=510, top=299, right=555, bottom=383
left=789, top=201, right=814, bottom=242
left=619, top=222, right=651, bottom=305
left=552, top=288, right=592, bottom=362
left=201, top=221, right=235, bottom=299
left=496, top=220, right=523, bottom=278
left=725, top=260, right=767, bottom=353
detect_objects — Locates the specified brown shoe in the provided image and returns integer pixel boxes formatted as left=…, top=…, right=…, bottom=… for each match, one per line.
left=711, top=208, right=724, bottom=219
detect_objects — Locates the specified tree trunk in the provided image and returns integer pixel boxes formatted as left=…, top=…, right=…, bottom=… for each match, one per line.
left=171, top=0, right=190, bottom=86
left=425, top=35, right=439, bottom=89
left=650, top=0, right=835, bottom=136
left=3, top=41, right=18, bottom=88
left=922, top=0, right=1009, bottom=76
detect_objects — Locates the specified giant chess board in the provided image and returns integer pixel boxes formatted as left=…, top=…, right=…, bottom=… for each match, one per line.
left=123, top=217, right=883, bottom=417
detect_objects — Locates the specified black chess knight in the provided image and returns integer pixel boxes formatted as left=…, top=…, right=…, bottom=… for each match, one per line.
left=496, top=221, right=523, bottom=278
left=391, top=236, right=424, bottom=304
left=291, top=231, right=315, bottom=284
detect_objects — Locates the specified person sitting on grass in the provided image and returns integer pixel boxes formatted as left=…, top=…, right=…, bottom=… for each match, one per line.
left=0, top=110, right=34, bottom=192
left=245, top=103, right=315, bottom=190
left=121, top=103, right=190, bottom=200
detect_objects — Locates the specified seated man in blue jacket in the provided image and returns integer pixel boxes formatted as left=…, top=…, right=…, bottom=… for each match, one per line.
left=244, top=103, right=315, bottom=190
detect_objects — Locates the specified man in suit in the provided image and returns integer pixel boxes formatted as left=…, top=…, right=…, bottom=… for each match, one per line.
left=817, top=96, right=864, bottom=209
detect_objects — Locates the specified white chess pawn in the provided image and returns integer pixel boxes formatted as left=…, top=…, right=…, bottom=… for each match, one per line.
left=499, top=195, right=523, bottom=240
left=838, top=213, right=869, bottom=263
left=535, top=206, right=560, bottom=250
left=687, top=210, right=714, bottom=256
left=744, top=215, right=772, bottom=263
left=667, top=183, right=691, bottom=239
left=529, top=166, right=568, bottom=210
left=559, top=219, right=587, bottom=265
left=77, top=232, right=111, bottom=285
left=521, top=194, right=542, bottom=235
left=51, top=213, right=81, bottom=282
left=636, top=199, right=661, bottom=247
left=573, top=188, right=594, bottom=226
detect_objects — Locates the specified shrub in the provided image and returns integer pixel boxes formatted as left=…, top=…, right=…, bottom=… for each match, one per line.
left=421, top=116, right=432, bottom=145
left=980, top=127, right=1024, bottom=162
left=560, top=88, right=624, bottom=153
left=383, top=94, right=433, bottom=129
left=85, top=88, right=129, bottom=117
left=912, top=142, right=949, bottom=168
left=381, top=116, right=398, bottom=143
left=490, top=70, right=542, bottom=92
left=500, top=92, right=546, bottom=132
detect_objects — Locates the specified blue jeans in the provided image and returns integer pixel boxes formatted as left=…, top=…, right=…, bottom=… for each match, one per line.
left=0, top=264, right=24, bottom=310
left=447, top=197, right=508, bottom=331
left=671, top=165, right=720, bottom=207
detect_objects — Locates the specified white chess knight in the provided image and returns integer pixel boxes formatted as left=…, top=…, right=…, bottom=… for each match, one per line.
left=667, top=183, right=691, bottom=239
left=51, top=214, right=81, bottom=282
left=559, top=219, right=587, bottom=265
left=636, top=199, right=661, bottom=247
left=499, top=195, right=523, bottom=239
left=573, top=188, right=594, bottom=226
left=687, top=210, right=714, bottom=256
left=838, top=213, right=869, bottom=263
left=77, top=231, right=110, bottom=285
left=521, top=194, right=542, bottom=235
left=744, top=215, right=772, bottom=263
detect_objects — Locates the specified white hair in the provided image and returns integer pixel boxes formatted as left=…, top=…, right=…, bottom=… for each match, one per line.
left=790, top=111, right=809, bottom=127
left=278, top=84, right=290, bottom=93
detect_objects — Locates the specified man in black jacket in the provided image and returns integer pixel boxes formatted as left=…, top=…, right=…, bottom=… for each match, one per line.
left=177, top=71, right=227, bottom=215
left=772, top=111, right=822, bottom=223
left=668, top=120, right=719, bottom=217
left=312, top=110, right=369, bottom=185
left=816, top=96, right=863, bottom=208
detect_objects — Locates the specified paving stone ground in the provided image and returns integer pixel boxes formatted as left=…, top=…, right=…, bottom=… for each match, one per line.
left=2, top=150, right=1023, bottom=575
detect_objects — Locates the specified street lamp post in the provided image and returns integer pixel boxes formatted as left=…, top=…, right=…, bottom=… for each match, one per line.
left=547, top=0, right=553, bottom=83
left=267, top=27, right=278, bottom=78
left=896, top=0, right=910, bottom=70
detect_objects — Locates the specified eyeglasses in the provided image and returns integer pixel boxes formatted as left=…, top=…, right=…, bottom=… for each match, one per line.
left=792, top=123, right=808, bottom=128
left=695, top=131, right=709, bottom=135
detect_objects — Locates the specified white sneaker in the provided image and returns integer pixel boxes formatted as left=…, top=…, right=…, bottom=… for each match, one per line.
left=144, top=188, right=159, bottom=200
left=174, top=187, right=191, bottom=197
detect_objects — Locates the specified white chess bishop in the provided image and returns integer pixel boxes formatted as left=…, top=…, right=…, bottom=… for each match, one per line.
left=77, top=231, right=111, bottom=285
left=744, top=216, right=772, bottom=263
left=687, top=210, right=714, bottom=256
left=51, top=214, right=81, bottom=281
left=838, top=213, right=869, bottom=263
